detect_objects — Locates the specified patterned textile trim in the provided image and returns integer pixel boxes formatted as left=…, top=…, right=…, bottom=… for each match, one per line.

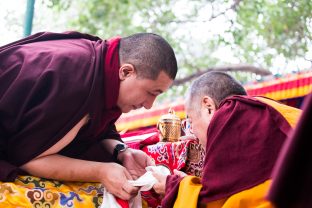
left=0, top=176, right=104, bottom=207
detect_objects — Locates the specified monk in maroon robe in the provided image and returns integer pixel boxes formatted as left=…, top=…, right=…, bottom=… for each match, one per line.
left=152, top=71, right=300, bottom=208
left=0, top=31, right=177, bottom=200
left=268, top=93, right=312, bottom=208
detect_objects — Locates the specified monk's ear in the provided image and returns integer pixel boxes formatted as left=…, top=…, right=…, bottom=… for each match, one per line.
left=202, top=96, right=216, bottom=114
left=119, top=64, right=136, bottom=80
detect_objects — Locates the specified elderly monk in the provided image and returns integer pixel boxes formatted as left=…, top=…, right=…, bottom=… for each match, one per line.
left=0, top=31, right=177, bottom=200
left=152, top=71, right=301, bottom=208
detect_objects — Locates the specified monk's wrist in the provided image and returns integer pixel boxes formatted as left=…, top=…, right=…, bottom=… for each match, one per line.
left=116, top=147, right=131, bottom=163
left=113, top=143, right=128, bottom=163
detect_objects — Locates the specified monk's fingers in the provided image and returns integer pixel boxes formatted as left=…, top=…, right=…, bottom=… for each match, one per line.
left=127, top=169, right=143, bottom=180
left=152, top=172, right=166, bottom=182
left=122, top=182, right=139, bottom=195
left=130, top=174, right=139, bottom=180
left=125, top=163, right=146, bottom=178
left=115, top=190, right=132, bottom=201
left=112, top=183, right=139, bottom=200
left=151, top=177, right=166, bottom=195
left=124, top=170, right=140, bottom=194
left=146, top=156, right=155, bottom=166
left=173, top=169, right=187, bottom=177
left=124, top=168, right=134, bottom=180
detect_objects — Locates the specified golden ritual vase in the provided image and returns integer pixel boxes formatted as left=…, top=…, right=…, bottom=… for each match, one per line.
left=157, top=108, right=181, bottom=142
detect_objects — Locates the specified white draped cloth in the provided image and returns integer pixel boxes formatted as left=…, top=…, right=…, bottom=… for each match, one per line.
left=101, top=166, right=170, bottom=208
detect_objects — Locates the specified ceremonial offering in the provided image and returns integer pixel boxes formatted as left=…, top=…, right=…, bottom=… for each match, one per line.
left=157, top=108, right=181, bottom=142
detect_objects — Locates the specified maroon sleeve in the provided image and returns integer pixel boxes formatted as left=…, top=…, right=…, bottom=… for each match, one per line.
left=161, top=175, right=184, bottom=208
left=0, top=161, right=18, bottom=182
left=268, top=93, right=312, bottom=208
left=74, top=124, right=122, bottom=163
left=0, top=32, right=104, bottom=182
left=1, top=32, right=122, bottom=182
left=103, top=123, right=122, bottom=141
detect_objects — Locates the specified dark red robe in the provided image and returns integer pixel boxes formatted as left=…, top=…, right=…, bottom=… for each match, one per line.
left=162, top=95, right=292, bottom=207
left=0, top=32, right=122, bottom=181
left=268, top=93, right=312, bottom=208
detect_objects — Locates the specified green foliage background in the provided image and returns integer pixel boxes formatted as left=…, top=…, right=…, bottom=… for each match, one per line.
left=45, top=0, right=312, bottom=102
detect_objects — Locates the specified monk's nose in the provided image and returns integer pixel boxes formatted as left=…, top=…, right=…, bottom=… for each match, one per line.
left=143, top=97, right=156, bottom=109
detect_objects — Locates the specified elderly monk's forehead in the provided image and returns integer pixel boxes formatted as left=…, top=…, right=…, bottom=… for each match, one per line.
left=184, top=100, right=194, bottom=115
left=185, top=94, right=202, bottom=115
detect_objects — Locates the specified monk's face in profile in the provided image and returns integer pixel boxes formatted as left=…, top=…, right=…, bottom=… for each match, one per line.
left=185, top=96, right=216, bottom=149
left=117, top=64, right=173, bottom=113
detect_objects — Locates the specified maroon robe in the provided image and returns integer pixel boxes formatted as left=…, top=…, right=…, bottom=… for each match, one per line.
left=268, top=93, right=312, bottom=208
left=0, top=32, right=122, bottom=181
left=162, top=96, right=292, bottom=207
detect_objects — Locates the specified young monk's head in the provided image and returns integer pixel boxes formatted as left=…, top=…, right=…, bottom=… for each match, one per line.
left=117, top=33, right=178, bottom=113
left=185, top=71, right=246, bottom=147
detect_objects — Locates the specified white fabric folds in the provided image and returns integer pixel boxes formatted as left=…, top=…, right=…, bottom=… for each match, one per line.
left=100, top=166, right=171, bottom=208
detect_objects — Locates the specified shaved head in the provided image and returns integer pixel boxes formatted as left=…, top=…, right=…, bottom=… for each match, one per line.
left=119, top=33, right=177, bottom=80
left=186, top=71, right=247, bottom=114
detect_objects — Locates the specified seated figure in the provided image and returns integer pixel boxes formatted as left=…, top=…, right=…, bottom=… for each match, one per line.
left=268, top=93, right=312, bottom=208
left=152, top=71, right=301, bottom=208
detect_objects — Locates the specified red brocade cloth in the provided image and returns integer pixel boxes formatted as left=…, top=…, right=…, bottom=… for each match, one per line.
left=121, top=129, right=205, bottom=208
left=142, top=139, right=204, bottom=177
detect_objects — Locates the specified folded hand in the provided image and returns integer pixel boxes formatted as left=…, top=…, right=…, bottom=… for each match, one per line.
left=118, top=148, right=155, bottom=179
left=99, top=163, right=139, bottom=200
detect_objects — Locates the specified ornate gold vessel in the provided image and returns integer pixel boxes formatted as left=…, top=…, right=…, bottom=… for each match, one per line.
left=157, top=108, right=181, bottom=142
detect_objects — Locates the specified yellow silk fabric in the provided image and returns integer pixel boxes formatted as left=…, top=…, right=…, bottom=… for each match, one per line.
left=173, top=176, right=274, bottom=208
left=0, top=175, right=149, bottom=207
left=0, top=175, right=104, bottom=207
left=203, top=180, right=273, bottom=208
left=255, top=97, right=301, bottom=127
left=173, top=176, right=203, bottom=208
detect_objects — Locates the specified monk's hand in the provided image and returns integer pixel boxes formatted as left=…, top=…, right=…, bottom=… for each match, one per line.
left=99, top=163, right=139, bottom=200
left=173, top=169, right=187, bottom=177
left=152, top=172, right=167, bottom=195
left=118, top=148, right=155, bottom=179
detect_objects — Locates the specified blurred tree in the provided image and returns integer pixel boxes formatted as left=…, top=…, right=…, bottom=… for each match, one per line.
left=230, top=0, right=312, bottom=70
left=45, top=0, right=312, bottom=100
